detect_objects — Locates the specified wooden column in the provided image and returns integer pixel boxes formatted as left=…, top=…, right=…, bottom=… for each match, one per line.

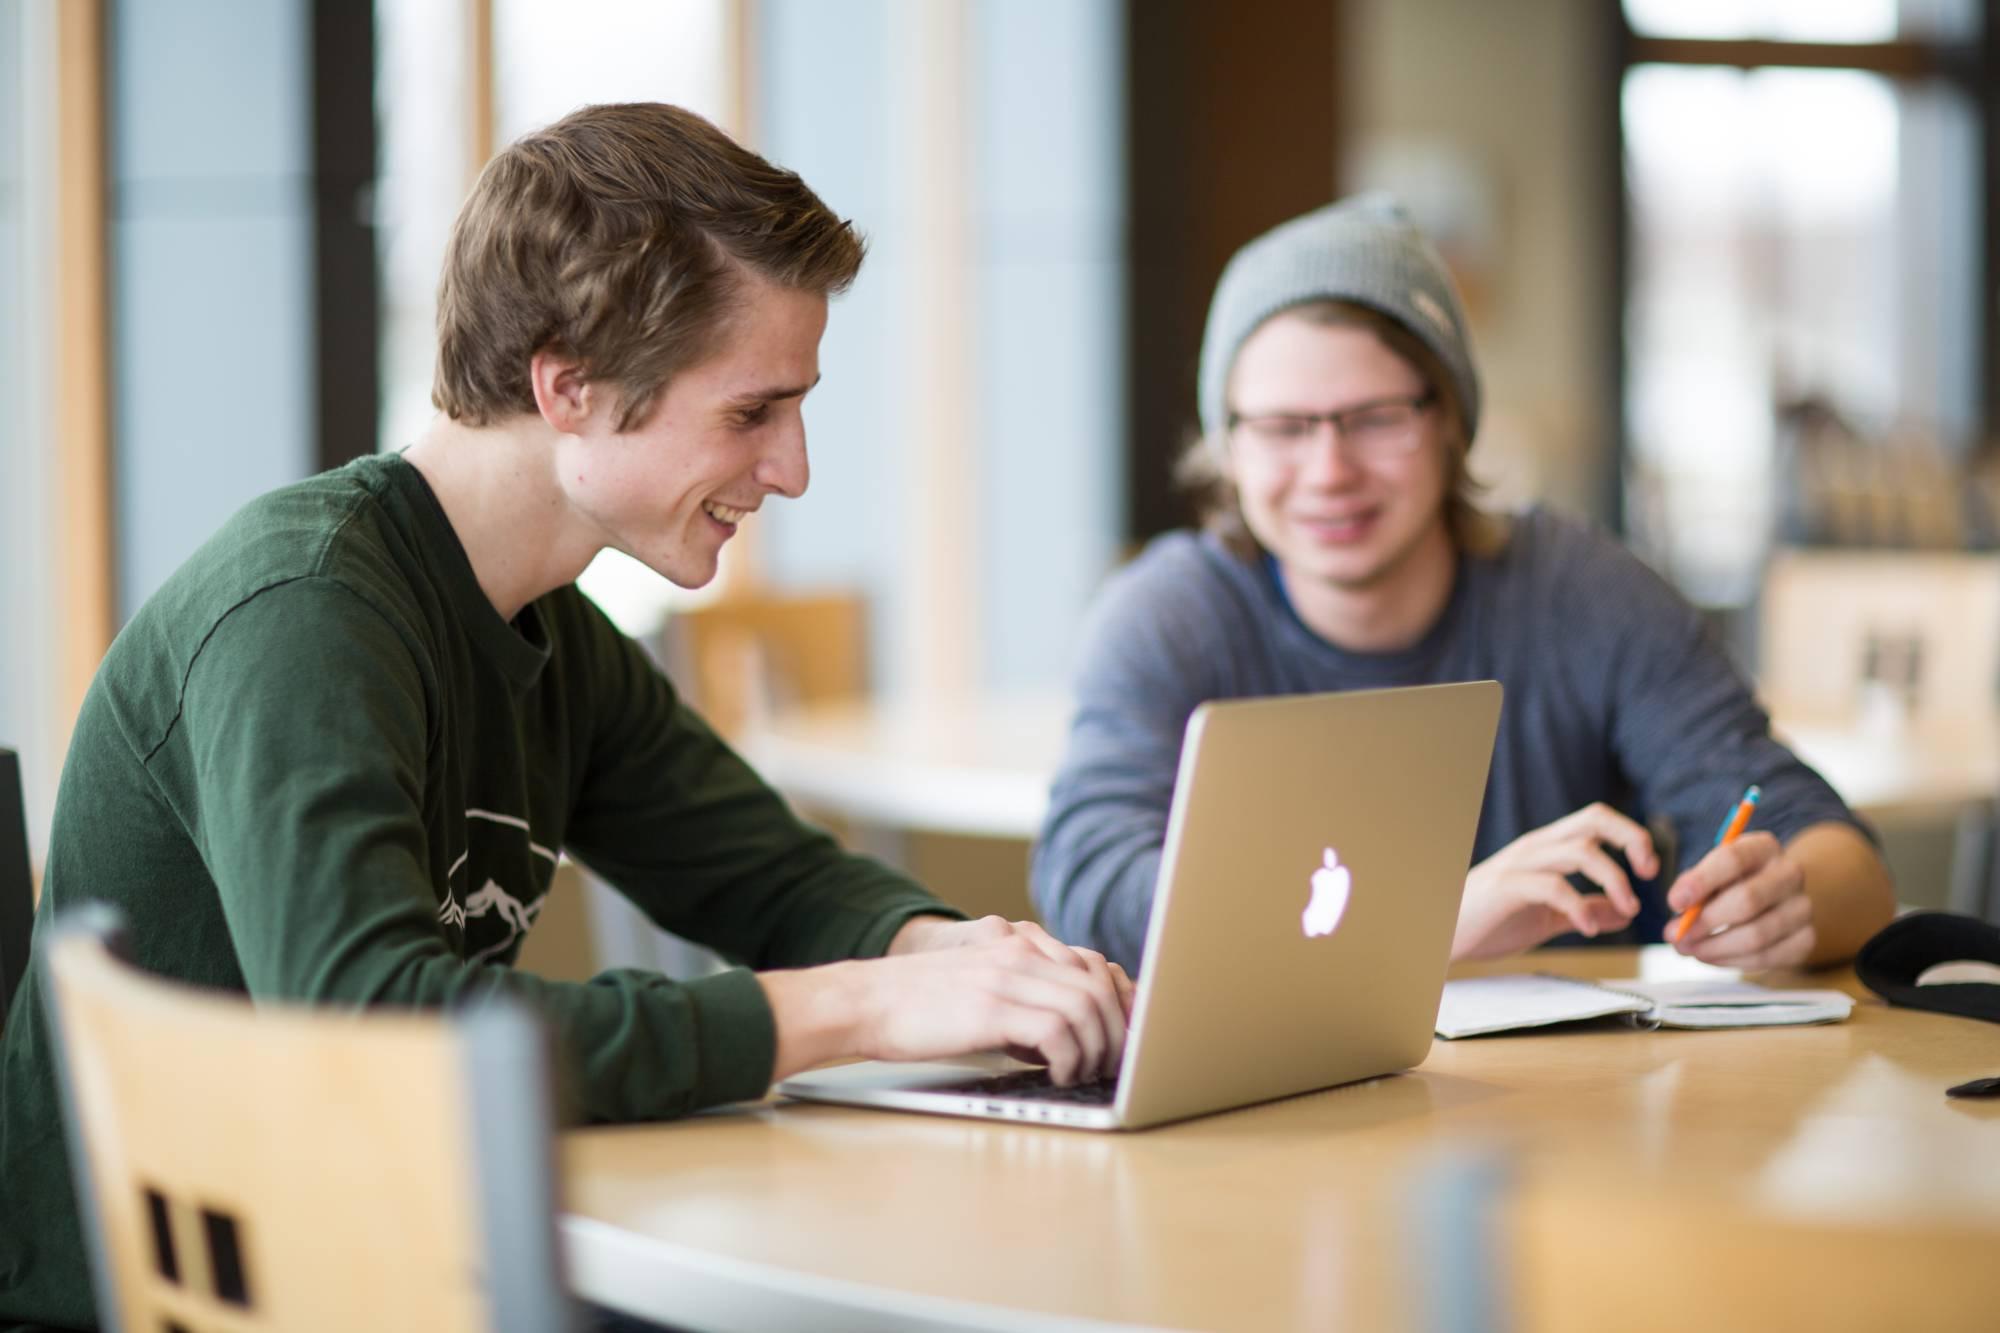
left=55, top=0, right=114, bottom=727
left=1123, top=0, right=1340, bottom=542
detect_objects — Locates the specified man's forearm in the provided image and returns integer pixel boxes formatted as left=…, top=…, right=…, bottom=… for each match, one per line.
left=758, top=962, right=869, bottom=1084
left=1788, top=821, right=1896, bottom=965
left=758, top=916, right=978, bottom=1086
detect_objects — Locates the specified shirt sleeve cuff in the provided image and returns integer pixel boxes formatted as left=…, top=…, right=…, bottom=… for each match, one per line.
left=851, top=902, right=972, bottom=959
left=682, top=966, right=781, bottom=1108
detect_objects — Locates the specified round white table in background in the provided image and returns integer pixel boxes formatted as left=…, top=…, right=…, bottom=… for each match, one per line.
left=741, top=692, right=2000, bottom=841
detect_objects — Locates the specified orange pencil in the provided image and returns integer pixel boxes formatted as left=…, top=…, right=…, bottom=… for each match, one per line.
left=1672, top=785, right=1760, bottom=943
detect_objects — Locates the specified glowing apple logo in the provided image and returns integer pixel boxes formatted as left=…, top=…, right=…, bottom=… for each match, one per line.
left=1302, top=847, right=1351, bottom=939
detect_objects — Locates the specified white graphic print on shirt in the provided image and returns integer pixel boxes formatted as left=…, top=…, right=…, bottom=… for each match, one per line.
left=435, top=808, right=558, bottom=962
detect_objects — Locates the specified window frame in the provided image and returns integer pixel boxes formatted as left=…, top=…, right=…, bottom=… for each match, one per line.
left=1602, top=3, right=2000, bottom=536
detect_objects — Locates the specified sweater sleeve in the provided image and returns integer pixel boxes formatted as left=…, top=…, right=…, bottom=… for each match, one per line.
left=1032, top=545, right=1229, bottom=972
left=1566, top=534, right=1870, bottom=876
left=554, top=593, right=964, bottom=970
left=172, top=579, right=946, bottom=1123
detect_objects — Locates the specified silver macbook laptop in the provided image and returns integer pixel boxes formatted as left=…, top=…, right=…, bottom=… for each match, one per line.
left=777, top=681, right=1502, bottom=1131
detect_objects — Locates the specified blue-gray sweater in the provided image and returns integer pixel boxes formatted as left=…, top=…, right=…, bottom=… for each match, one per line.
left=1031, top=510, right=1862, bottom=972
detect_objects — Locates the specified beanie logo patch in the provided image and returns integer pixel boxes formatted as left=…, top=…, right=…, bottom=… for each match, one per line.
left=1411, top=289, right=1452, bottom=335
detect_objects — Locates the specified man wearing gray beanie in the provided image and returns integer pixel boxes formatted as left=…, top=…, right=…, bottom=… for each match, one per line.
left=1033, top=194, right=1892, bottom=975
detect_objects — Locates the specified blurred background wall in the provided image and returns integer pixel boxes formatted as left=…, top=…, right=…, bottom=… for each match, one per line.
left=5, top=0, right=1999, bottom=904
left=1341, top=0, right=1613, bottom=523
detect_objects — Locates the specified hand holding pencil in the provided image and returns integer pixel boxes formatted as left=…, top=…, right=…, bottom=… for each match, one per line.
left=1672, top=785, right=1760, bottom=943
left=1665, top=784, right=1815, bottom=969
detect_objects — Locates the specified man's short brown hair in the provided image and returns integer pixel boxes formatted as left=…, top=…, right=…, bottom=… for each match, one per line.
left=433, top=102, right=865, bottom=431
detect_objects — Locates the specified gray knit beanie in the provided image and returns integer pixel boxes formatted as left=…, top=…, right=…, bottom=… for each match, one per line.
left=1197, top=193, right=1480, bottom=447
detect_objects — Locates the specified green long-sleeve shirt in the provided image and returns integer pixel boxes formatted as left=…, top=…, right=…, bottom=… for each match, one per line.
left=0, top=453, right=956, bottom=1330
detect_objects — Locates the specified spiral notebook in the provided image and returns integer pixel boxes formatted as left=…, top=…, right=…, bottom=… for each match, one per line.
left=1434, top=973, right=1854, bottom=1038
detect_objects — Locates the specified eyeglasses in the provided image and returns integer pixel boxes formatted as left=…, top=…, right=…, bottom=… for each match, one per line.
left=1226, top=392, right=1437, bottom=461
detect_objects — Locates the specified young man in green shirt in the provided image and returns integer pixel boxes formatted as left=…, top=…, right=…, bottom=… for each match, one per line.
left=0, top=102, right=1132, bottom=1331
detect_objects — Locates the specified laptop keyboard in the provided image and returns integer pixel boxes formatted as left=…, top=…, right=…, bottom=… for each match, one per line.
left=929, top=1068, right=1121, bottom=1106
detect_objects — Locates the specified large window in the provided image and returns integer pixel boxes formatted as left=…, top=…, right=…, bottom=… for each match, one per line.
left=1617, top=0, right=1991, bottom=605
left=373, top=1, right=1126, bottom=697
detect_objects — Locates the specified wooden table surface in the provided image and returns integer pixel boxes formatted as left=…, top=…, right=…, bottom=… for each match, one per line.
left=561, top=948, right=2000, bottom=1332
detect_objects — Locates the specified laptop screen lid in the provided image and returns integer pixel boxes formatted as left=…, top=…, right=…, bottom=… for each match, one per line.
left=1112, top=681, right=1501, bottom=1128
left=774, top=681, right=1500, bottom=1130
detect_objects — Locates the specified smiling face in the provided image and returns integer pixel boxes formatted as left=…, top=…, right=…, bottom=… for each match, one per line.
left=1223, top=311, right=1453, bottom=602
left=553, top=277, right=829, bottom=589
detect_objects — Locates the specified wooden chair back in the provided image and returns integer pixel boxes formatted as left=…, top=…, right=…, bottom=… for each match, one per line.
left=1760, top=549, right=2000, bottom=723
left=657, top=589, right=867, bottom=741
left=39, top=907, right=573, bottom=1333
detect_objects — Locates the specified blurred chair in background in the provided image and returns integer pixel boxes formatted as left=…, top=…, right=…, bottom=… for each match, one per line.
left=40, top=906, right=575, bottom=1333
left=525, top=591, right=869, bottom=985
left=511, top=859, right=606, bottom=984
left=1759, top=549, right=2000, bottom=921
left=1759, top=549, right=2000, bottom=728
left=656, top=589, right=868, bottom=743
left=1, top=747, right=34, bottom=1030
left=658, top=589, right=1040, bottom=923
left=1403, top=1143, right=2000, bottom=1333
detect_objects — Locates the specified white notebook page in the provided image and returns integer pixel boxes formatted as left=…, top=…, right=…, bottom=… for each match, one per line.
left=1434, top=974, right=1649, bottom=1038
